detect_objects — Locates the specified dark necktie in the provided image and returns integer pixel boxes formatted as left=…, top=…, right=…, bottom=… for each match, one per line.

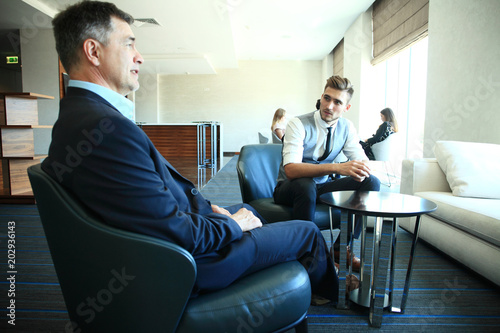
left=318, top=127, right=332, bottom=161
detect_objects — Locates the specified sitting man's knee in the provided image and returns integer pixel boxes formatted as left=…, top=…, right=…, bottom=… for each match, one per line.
left=292, top=177, right=317, bottom=195
left=366, top=175, right=381, bottom=191
left=292, top=219, right=322, bottom=235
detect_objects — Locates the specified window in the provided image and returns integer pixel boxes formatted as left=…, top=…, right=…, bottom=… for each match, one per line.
left=373, top=37, right=428, bottom=167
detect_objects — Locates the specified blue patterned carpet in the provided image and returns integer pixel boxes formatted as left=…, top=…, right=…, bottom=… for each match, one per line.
left=200, top=156, right=243, bottom=207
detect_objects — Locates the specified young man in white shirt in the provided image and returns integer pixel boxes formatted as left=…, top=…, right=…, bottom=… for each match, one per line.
left=274, top=76, right=381, bottom=269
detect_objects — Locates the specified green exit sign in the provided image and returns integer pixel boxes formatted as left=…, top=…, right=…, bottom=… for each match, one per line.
left=6, top=56, right=18, bottom=64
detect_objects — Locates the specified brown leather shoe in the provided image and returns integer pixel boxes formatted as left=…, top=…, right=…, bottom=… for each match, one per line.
left=350, top=255, right=361, bottom=273
left=310, top=275, right=360, bottom=304
left=346, top=274, right=360, bottom=297
left=333, top=247, right=361, bottom=273
left=311, top=294, right=332, bottom=306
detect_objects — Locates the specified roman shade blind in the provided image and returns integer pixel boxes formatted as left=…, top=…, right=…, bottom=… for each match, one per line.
left=372, top=0, right=429, bottom=65
left=333, top=38, right=344, bottom=77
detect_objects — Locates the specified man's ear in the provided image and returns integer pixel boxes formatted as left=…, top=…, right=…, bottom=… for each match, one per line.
left=344, top=103, right=352, bottom=112
left=82, top=39, right=101, bottom=66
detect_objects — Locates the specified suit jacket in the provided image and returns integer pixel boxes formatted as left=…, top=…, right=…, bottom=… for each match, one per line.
left=42, top=87, right=243, bottom=257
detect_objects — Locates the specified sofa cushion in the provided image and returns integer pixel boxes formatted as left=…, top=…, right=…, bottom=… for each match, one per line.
left=433, top=141, right=500, bottom=199
left=415, top=191, right=500, bottom=247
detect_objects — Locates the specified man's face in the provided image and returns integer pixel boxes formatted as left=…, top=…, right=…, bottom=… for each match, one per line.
left=319, top=87, right=351, bottom=125
left=98, top=17, right=143, bottom=95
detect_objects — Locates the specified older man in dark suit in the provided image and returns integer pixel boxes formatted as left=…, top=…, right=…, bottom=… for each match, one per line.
left=42, top=1, right=340, bottom=300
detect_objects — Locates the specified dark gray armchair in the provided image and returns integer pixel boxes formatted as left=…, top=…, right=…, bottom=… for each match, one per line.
left=236, top=144, right=340, bottom=230
left=28, top=164, right=311, bottom=332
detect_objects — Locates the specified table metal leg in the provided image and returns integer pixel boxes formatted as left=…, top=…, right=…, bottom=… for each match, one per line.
left=359, top=215, right=367, bottom=288
left=328, top=207, right=335, bottom=255
left=369, top=218, right=393, bottom=327
left=396, top=215, right=422, bottom=313
left=368, top=217, right=380, bottom=325
left=389, top=217, right=398, bottom=309
left=336, top=210, right=350, bottom=309
left=348, top=213, right=354, bottom=277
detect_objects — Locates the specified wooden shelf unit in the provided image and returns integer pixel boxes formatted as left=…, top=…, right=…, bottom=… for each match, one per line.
left=0, top=92, right=53, bottom=203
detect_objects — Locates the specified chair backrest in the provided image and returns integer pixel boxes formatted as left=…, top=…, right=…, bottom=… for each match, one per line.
left=27, top=164, right=196, bottom=332
left=272, top=132, right=282, bottom=143
left=258, top=132, right=269, bottom=144
left=371, top=133, right=398, bottom=161
left=236, top=144, right=282, bottom=203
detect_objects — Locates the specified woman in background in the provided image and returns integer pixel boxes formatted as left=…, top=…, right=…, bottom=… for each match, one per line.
left=271, top=108, right=287, bottom=141
left=360, top=107, right=398, bottom=160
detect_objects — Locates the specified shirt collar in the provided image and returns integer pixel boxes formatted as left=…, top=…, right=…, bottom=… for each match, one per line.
left=68, top=80, right=135, bottom=121
left=314, top=110, right=339, bottom=130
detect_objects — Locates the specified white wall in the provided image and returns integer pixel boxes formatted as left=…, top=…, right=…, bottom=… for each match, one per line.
left=135, top=72, right=159, bottom=123
left=21, top=28, right=59, bottom=155
left=423, top=0, right=500, bottom=156
left=154, top=60, right=323, bottom=152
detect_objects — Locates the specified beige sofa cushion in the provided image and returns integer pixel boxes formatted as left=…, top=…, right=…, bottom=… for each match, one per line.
left=434, top=141, right=500, bottom=199
left=415, top=191, right=500, bottom=247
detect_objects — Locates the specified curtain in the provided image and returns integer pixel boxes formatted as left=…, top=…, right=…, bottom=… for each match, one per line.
left=372, top=0, right=429, bottom=65
left=333, top=38, right=344, bottom=77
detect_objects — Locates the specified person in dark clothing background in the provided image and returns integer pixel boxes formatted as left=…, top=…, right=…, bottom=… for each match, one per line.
left=360, top=107, right=398, bottom=160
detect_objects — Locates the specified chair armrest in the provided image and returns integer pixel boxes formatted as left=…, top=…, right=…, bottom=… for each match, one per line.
left=28, top=164, right=197, bottom=332
left=400, top=158, right=451, bottom=195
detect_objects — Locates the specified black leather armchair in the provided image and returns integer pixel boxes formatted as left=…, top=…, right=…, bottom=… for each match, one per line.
left=28, top=164, right=311, bottom=332
left=236, top=144, right=340, bottom=230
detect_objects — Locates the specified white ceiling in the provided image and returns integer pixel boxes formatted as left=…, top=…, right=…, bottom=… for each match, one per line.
left=0, top=0, right=375, bottom=74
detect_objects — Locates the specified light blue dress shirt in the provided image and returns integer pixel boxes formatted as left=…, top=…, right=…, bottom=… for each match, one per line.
left=68, top=80, right=135, bottom=122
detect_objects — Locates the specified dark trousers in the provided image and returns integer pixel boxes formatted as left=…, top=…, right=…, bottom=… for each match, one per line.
left=360, top=141, right=375, bottom=160
left=194, top=204, right=338, bottom=301
left=273, top=175, right=381, bottom=247
left=273, top=175, right=381, bottom=221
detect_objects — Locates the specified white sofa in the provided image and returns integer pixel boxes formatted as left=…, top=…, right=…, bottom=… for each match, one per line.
left=399, top=141, right=500, bottom=286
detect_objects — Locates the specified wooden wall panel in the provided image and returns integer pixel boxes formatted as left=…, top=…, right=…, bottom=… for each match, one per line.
left=8, top=159, right=40, bottom=195
left=0, top=160, right=8, bottom=193
left=141, top=125, right=215, bottom=161
left=1, top=128, right=35, bottom=157
left=5, top=96, right=39, bottom=125
left=0, top=96, right=5, bottom=126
